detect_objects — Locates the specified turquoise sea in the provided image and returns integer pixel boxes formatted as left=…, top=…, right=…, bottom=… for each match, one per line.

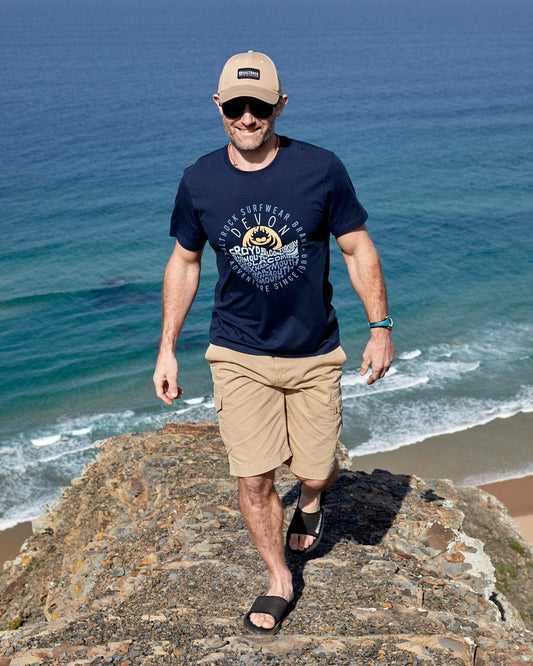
left=1, top=0, right=532, bottom=529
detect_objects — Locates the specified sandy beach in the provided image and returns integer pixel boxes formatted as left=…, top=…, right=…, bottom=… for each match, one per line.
left=478, top=476, right=533, bottom=546
left=1, top=415, right=532, bottom=568
left=1, top=521, right=33, bottom=569
left=350, top=412, right=533, bottom=547
left=349, top=413, right=533, bottom=486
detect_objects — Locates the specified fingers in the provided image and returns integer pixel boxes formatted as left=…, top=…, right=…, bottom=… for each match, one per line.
left=153, top=355, right=182, bottom=405
left=166, top=377, right=180, bottom=401
left=366, top=365, right=389, bottom=385
left=360, top=363, right=381, bottom=385
left=154, top=380, right=184, bottom=405
left=154, top=379, right=175, bottom=405
left=362, top=357, right=392, bottom=385
left=360, top=336, right=394, bottom=385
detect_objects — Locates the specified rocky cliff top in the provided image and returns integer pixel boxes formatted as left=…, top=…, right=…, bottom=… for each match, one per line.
left=1, top=422, right=532, bottom=665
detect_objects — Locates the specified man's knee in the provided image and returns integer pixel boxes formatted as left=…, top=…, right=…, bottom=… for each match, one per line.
left=239, top=470, right=276, bottom=504
left=297, top=459, right=339, bottom=491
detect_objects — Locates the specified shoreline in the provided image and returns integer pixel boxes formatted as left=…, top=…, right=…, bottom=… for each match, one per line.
left=348, top=412, right=533, bottom=487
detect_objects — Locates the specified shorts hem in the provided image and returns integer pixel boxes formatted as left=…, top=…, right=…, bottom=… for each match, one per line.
left=228, top=450, right=292, bottom=478
left=289, top=458, right=338, bottom=481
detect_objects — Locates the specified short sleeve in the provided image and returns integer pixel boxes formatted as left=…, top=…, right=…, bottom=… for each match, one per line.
left=325, top=155, right=369, bottom=237
left=169, top=177, right=208, bottom=251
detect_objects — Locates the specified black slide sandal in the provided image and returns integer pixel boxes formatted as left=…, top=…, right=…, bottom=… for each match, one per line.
left=286, top=486, right=325, bottom=553
left=243, top=595, right=293, bottom=635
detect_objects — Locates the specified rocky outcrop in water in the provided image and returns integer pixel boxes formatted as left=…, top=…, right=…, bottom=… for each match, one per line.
left=1, top=422, right=532, bottom=665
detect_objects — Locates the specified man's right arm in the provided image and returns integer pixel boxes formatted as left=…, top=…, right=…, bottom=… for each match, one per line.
left=153, top=239, right=203, bottom=405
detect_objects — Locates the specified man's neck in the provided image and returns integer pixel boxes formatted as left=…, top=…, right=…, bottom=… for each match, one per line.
left=228, top=135, right=280, bottom=172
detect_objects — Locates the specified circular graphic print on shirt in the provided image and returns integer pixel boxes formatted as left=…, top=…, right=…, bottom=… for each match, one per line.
left=218, top=203, right=309, bottom=291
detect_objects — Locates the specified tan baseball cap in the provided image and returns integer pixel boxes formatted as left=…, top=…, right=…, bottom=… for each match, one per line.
left=217, top=50, right=282, bottom=105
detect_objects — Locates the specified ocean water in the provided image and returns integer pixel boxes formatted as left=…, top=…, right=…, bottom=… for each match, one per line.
left=1, top=0, right=532, bottom=529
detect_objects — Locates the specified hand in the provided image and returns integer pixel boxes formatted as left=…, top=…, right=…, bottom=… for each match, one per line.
left=360, top=330, right=394, bottom=385
left=153, top=352, right=184, bottom=405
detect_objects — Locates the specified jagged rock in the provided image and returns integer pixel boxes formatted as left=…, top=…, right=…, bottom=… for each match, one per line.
left=0, top=422, right=532, bottom=665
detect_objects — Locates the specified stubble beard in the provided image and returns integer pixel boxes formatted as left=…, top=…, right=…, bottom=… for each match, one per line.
left=225, top=122, right=275, bottom=154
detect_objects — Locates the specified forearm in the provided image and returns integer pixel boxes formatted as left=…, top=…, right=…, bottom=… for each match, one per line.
left=158, top=243, right=202, bottom=355
left=154, top=242, right=202, bottom=405
left=337, top=227, right=394, bottom=384
left=339, top=229, right=389, bottom=321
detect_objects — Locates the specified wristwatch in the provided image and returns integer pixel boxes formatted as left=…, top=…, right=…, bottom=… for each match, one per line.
left=369, top=315, right=393, bottom=330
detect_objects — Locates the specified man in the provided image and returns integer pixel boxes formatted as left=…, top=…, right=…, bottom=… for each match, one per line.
left=153, top=50, right=394, bottom=635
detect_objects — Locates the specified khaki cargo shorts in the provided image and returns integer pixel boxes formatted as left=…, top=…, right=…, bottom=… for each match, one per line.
left=205, top=344, right=347, bottom=479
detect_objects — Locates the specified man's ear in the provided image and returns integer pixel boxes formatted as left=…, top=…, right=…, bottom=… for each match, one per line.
left=213, top=94, right=224, bottom=115
left=275, top=94, right=289, bottom=118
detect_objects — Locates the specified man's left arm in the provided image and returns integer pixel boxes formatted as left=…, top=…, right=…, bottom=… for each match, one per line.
left=336, top=225, right=394, bottom=385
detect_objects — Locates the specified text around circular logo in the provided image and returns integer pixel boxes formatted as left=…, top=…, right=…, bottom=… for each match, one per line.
left=218, top=204, right=309, bottom=292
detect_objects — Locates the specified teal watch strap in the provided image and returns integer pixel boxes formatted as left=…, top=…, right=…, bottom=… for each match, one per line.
left=369, top=315, right=393, bottom=330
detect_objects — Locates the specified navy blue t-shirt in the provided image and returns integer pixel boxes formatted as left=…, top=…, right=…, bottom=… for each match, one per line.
left=170, top=136, right=368, bottom=357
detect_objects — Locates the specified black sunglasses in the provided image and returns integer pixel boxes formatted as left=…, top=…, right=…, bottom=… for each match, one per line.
left=221, top=97, right=276, bottom=120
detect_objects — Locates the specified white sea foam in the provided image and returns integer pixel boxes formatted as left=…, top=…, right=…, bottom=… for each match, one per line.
left=342, top=366, right=398, bottom=386
left=420, top=360, right=480, bottom=381
left=399, top=349, right=422, bottom=360
left=31, top=434, right=61, bottom=447
left=342, top=331, right=532, bottom=459
left=0, top=507, right=44, bottom=532
left=70, top=427, right=93, bottom=436
left=342, top=371, right=429, bottom=399
left=0, top=398, right=224, bottom=530
left=349, top=386, right=533, bottom=457
left=342, top=338, right=485, bottom=404
left=170, top=398, right=216, bottom=420
left=183, top=397, right=205, bottom=405
left=460, top=464, right=533, bottom=488
left=38, top=443, right=97, bottom=464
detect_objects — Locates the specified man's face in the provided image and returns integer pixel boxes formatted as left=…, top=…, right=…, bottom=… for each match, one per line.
left=213, top=95, right=287, bottom=153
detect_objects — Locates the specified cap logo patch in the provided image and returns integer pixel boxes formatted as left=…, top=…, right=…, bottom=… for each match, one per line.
left=238, top=68, right=260, bottom=80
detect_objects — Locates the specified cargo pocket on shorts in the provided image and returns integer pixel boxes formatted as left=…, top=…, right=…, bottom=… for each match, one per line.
left=214, top=387, right=223, bottom=415
left=213, top=388, right=231, bottom=456
left=332, top=385, right=343, bottom=432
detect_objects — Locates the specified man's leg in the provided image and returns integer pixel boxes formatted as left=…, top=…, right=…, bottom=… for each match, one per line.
left=283, top=347, right=346, bottom=552
left=239, top=470, right=294, bottom=630
left=288, top=460, right=339, bottom=551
